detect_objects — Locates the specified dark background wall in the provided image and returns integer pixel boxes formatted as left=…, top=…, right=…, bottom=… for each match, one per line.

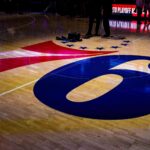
left=0, top=0, right=136, bottom=15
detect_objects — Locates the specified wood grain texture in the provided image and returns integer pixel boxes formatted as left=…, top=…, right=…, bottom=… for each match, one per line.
left=0, top=14, right=150, bottom=150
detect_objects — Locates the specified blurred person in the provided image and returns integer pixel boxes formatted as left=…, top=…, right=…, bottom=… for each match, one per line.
left=85, top=0, right=102, bottom=37
left=144, top=0, right=150, bottom=22
left=136, top=0, right=144, bottom=24
left=102, top=0, right=113, bottom=37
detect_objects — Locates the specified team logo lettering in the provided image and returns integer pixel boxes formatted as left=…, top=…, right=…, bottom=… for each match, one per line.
left=34, top=55, right=150, bottom=120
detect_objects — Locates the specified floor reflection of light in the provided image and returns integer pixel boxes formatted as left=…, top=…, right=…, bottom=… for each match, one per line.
left=110, top=20, right=150, bottom=32
left=145, top=87, right=150, bottom=93
left=7, top=27, right=16, bottom=35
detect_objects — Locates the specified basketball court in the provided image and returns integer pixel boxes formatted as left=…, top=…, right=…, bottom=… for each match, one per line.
left=0, top=14, right=150, bottom=150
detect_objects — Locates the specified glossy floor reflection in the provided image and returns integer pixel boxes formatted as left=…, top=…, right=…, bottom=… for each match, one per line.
left=0, top=14, right=150, bottom=150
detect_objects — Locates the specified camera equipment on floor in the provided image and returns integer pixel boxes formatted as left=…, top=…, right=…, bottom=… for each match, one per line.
left=68, top=32, right=81, bottom=41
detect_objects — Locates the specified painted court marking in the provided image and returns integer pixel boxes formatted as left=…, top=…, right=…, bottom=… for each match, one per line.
left=0, top=80, right=38, bottom=97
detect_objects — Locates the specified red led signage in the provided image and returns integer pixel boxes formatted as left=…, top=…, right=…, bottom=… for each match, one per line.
left=112, top=4, right=149, bottom=17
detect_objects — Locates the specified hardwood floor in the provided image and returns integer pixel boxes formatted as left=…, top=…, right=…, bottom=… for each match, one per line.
left=0, top=13, right=150, bottom=150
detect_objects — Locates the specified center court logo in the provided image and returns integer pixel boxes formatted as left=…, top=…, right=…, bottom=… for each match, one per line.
left=34, top=55, right=150, bottom=120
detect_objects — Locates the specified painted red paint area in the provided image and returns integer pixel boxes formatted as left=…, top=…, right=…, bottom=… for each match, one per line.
left=0, top=41, right=117, bottom=72
left=23, top=41, right=106, bottom=55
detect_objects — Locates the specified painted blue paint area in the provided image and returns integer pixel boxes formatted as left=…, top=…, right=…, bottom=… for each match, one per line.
left=121, top=43, right=128, bottom=46
left=148, top=63, right=150, bottom=69
left=123, top=40, right=131, bottom=43
left=111, top=46, right=120, bottom=49
left=67, top=44, right=74, bottom=47
left=34, top=55, right=150, bottom=120
left=96, top=47, right=104, bottom=50
left=80, top=46, right=87, bottom=49
left=61, top=41, right=69, bottom=44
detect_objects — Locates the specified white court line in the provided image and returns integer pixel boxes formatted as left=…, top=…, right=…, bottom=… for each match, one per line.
left=132, top=36, right=145, bottom=43
left=0, top=15, right=36, bottom=34
left=0, top=79, right=38, bottom=97
left=0, top=55, right=98, bottom=96
left=0, top=49, right=96, bottom=59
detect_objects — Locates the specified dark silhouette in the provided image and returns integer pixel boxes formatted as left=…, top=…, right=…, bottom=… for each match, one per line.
left=85, top=0, right=102, bottom=37
left=102, top=0, right=113, bottom=37
left=144, top=0, right=150, bottom=22
left=136, top=0, right=144, bottom=24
